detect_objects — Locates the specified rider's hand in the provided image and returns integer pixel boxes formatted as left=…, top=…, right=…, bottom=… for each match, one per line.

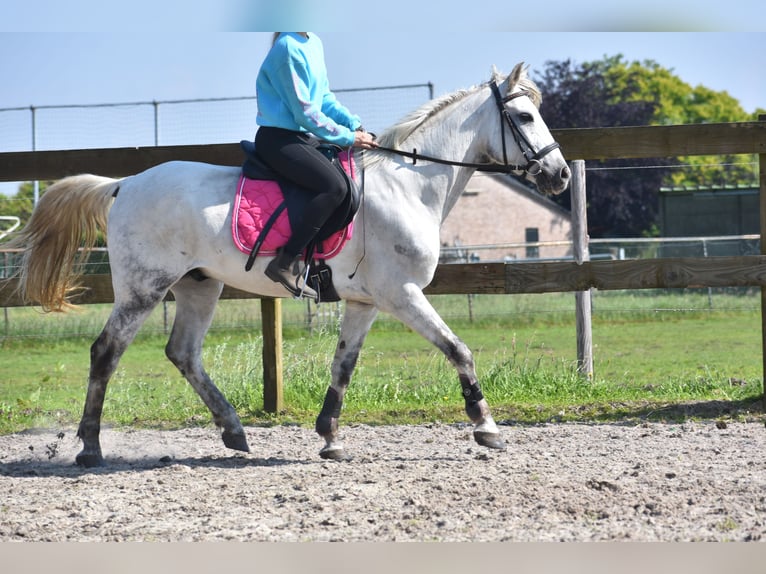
left=353, top=130, right=378, bottom=150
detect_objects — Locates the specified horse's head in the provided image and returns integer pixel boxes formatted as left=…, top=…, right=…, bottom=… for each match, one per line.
left=486, top=64, right=570, bottom=196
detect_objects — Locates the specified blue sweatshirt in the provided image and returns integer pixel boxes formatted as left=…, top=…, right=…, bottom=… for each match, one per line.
left=256, top=33, right=361, bottom=147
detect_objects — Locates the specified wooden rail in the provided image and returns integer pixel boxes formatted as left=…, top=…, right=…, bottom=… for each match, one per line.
left=553, top=121, right=766, bottom=159
left=4, top=256, right=766, bottom=308
left=1, top=122, right=765, bottom=183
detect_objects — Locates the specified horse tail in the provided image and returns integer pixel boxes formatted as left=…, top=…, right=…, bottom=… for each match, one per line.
left=8, top=174, right=120, bottom=312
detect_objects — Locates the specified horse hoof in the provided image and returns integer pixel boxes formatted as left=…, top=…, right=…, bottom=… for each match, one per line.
left=474, top=431, right=507, bottom=451
left=222, top=430, right=250, bottom=453
left=319, top=446, right=353, bottom=462
left=75, top=452, right=104, bottom=468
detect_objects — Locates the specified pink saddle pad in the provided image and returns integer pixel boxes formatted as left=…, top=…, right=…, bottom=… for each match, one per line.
left=232, top=176, right=353, bottom=260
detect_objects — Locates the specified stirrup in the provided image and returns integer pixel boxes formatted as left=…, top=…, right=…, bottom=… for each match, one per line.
left=266, top=255, right=318, bottom=301
left=291, top=263, right=319, bottom=302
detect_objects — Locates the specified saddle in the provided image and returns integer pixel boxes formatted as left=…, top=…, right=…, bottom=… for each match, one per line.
left=236, top=139, right=361, bottom=302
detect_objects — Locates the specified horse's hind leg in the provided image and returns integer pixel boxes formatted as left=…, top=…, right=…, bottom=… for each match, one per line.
left=381, top=285, right=505, bottom=450
left=77, top=298, right=162, bottom=467
left=165, top=275, right=249, bottom=453
left=315, top=300, right=378, bottom=460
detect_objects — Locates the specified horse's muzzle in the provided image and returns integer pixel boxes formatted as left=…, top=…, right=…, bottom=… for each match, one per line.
left=537, top=163, right=571, bottom=196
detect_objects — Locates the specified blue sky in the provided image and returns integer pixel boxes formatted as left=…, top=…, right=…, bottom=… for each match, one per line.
left=1, top=2, right=764, bottom=197
left=1, top=33, right=763, bottom=113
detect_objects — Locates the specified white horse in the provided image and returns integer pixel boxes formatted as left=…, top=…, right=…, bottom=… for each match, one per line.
left=11, top=63, right=570, bottom=466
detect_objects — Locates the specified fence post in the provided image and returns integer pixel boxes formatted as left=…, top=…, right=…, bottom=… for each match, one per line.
left=759, top=114, right=766, bottom=410
left=571, top=160, right=593, bottom=379
left=261, top=298, right=283, bottom=413
left=2, top=251, right=7, bottom=337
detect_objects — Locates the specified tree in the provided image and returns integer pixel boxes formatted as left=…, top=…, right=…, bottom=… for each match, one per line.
left=604, top=57, right=758, bottom=188
left=535, top=55, right=759, bottom=237
left=535, top=57, right=672, bottom=237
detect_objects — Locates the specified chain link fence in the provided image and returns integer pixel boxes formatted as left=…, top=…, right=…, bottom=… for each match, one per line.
left=0, top=83, right=433, bottom=196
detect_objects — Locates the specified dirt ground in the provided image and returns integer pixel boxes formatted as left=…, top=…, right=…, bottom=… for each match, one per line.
left=1, top=420, right=764, bottom=542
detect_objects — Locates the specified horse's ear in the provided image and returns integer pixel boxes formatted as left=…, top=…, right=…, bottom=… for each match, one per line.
left=507, top=62, right=525, bottom=94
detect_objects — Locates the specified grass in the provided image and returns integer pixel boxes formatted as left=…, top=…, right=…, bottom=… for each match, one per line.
left=0, top=290, right=763, bottom=434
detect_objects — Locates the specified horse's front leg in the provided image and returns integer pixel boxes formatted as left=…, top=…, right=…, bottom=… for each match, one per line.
left=384, top=285, right=506, bottom=450
left=315, top=300, right=378, bottom=460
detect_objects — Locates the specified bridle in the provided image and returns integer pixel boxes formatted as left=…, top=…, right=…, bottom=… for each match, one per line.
left=373, top=81, right=561, bottom=177
left=490, top=82, right=561, bottom=176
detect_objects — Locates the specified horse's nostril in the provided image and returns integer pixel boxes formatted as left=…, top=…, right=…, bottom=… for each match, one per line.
left=561, top=165, right=571, bottom=180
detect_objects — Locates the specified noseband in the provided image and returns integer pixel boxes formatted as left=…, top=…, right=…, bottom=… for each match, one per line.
left=373, top=81, right=561, bottom=176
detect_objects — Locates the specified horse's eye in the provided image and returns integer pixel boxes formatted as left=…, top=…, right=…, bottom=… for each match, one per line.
left=518, top=112, right=534, bottom=123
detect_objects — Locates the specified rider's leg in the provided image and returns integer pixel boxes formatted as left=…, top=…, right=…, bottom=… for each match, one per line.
left=255, top=127, right=348, bottom=297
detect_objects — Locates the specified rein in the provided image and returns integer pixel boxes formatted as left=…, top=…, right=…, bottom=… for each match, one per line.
left=374, top=82, right=560, bottom=177
left=373, top=144, right=527, bottom=175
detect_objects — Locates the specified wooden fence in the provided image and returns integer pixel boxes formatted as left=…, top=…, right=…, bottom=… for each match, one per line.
left=2, top=120, right=766, bottom=410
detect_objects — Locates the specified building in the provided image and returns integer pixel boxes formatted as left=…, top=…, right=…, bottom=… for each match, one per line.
left=440, top=173, right=572, bottom=262
left=658, top=184, right=760, bottom=258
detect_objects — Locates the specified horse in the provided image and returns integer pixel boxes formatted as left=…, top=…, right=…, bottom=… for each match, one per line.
left=10, top=63, right=570, bottom=467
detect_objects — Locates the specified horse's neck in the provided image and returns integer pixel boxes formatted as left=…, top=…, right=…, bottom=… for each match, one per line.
left=389, top=91, right=490, bottom=223
left=437, top=164, right=476, bottom=223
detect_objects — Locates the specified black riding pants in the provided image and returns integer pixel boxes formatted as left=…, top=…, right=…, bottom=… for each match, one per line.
left=255, top=126, right=348, bottom=257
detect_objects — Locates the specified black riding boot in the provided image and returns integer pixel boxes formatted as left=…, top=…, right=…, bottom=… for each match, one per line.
left=265, top=248, right=318, bottom=300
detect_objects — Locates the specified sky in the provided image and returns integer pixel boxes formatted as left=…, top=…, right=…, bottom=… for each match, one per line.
left=1, top=1, right=765, bottom=198
left=1, top=33, right=763, bottom=113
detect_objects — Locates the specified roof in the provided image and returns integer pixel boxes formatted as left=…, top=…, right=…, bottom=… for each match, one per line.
left=659, top=183, right=758, bottom=194
left=468, top=173, right=572, bottom=219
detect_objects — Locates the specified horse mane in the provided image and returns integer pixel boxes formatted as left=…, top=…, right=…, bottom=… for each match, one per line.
left=374, top=88, right=475, bottom=149
left=374, top=64, right=541, bottom=151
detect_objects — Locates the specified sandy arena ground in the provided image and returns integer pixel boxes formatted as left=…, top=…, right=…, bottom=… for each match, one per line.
left=1, top=421, right=764, bottom=541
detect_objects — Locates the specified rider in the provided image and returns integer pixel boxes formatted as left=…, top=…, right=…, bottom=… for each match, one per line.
left=255, top=32, right=377, bottom=298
